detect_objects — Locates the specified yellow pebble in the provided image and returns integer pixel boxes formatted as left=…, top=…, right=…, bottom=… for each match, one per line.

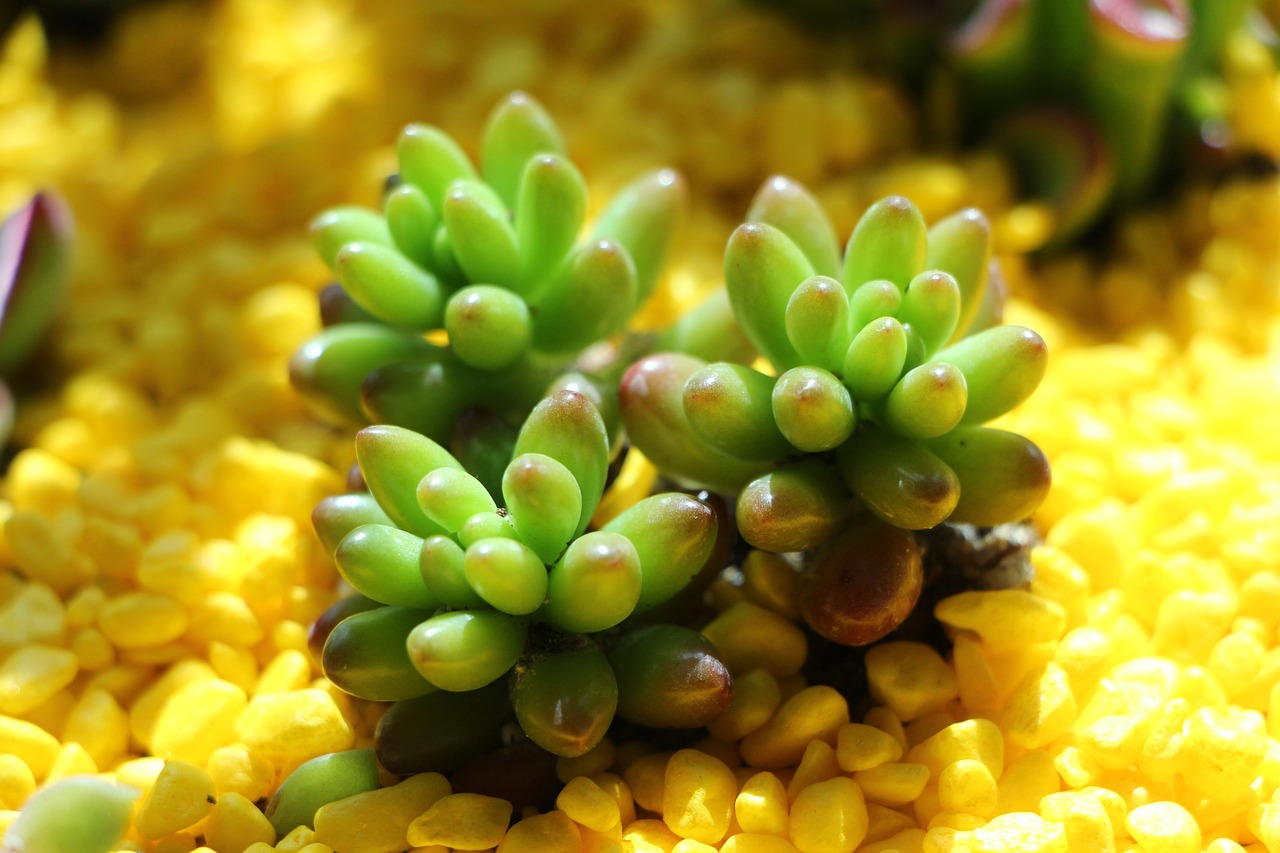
left=1075, top=712, right=1150, bottom=772
left=663, top=749, right=736, bottom=845
left=0, top=645, right=79, bottom=716
left=187, top=592, right=266, bottom=648
left=235, top=688, right=354, bottom=760
left=1181, top=706, right=1267, bottom=802
left=740, top=686, right=849, bottom=769
left=1125, top=801, right=1200, bottom=853
left=1001, top=662, right=1077, bottom=750
left=0, top=582, right=66, bottom=646
left=0, top=714, right=61, bottom=779
left=1052, top=627, right=1112, bottom=703
left=65, top=585, right=108, bottom=629
left=740, top=551, right=802, bottom=619
left=938, top=759, right=996, bottom=817
left=969, top=812, right=1066, bottom=853
left=1038, top=791, right=1115, bottom=853
left=934, top=590, right=1067, bottom=653
left=62, top=687, right=128, bottom=767
left=864, top=642, right=959, bottom=723
left=786, top=739, right=838, bottom=801
left=836, top=722, right=904, bottom=772
left=1150, top=591, right=1235, bottom=664
left=0, top=754, right=35, bottom=809
left=720, top=833, right=802, bottom=852
left=852, top=763, right=930, bottom=807
left=204, top=791, right=276, bottom=851
left=207, top=744, right=275, bottom=802
left=863, top=802, right=916, bottom=844
left=623, top=751, right=670, bottom=814
left=735, top=771, right=788, bottom=837
left=905, top=719, right=1004, bottom=781
left=701, top=601, right=808, bottom=677
left=130, top=659, right=217, bottom=748
left=1044, top=501, right=1133, bottom=589
left=5, top=511, right=92, bottom=594
left=253, top=649, right=313, bottom=696
left=497, top=810, right=581, bottom=853
left=151, top=678, right=248, bottom=766
left=98, top=591, right=190, bottom=648
left=859, top=827, right=926, bottom=852
left=623, top=818, right=685, bottom=852
left=208, top=641, right=259, bottom=692
left=789, top=776, right=867, bottom=853
left=406, top=792, right=513, bottom=849
left=70, top=627, right=116, bottom=671
left=558, top=775, right=621, bottom=833
left=134, top=759, right=217, bottom=839
left=45, top=742, right=97, bottom=783
left=275, top=825, right=317, bottom=852
left=315, top=772, right=451, bottom=853
left=672, top=840, right=719, bottom=853
left=707, top=669, right=782, bottom=743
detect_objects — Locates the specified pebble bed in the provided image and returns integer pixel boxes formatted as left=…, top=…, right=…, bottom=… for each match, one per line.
left=3, top=1, right=1280, bottom=852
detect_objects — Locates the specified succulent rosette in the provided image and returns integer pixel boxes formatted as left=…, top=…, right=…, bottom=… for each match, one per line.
left=311, top=390, right=731, bottom=765
left=621, top=177, right=1051, bottom=555
left=290, top=92, right=688, bottom=446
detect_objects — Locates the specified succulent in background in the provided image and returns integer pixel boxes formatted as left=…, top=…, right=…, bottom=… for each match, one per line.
left=311, top=390, right=732, bottom=766
left=621, top=178, right=1050, bottom=641
left=0, top=192, right=73, bottom=447
left=290, top=92, right=691, bottom=449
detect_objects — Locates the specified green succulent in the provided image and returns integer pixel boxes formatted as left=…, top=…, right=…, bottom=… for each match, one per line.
left=620, top=178, right=1051, bottom=554
left=289, top=92, right=690, bottom=447
left=311, top=390, right=732, bottom=763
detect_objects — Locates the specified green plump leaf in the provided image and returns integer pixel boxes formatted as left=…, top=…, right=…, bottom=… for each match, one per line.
left=322, top=606, right=438, bottom=701
left=516, top=153, right=587, bottom=298
left=771, top=365, right=856, bottom=453
left=375, top=681, right=513, bottom=776
left=355, top=424, right=464, bottom=538
left=936, top=325, right=1047, bottom=424
left=842, top=317, right=908, bottom=402
left=529, top=238, right=636, bottom=354
left=417, top=467, right=498, bottom=534
left=881, top=361, right=968, bottom=440
left=513, top=390, right=609, bottom=536
left=836, top=428, right=959, bottom=530
left=385, top=183, right=439, bottom=269
left=503, top=452, right=582, bottom=565
left=462, top=537, right=548, bottom=615
left=267, top=749, right=381, bottom=836
left=925, top=426, right=1051, bottom=525
left=601, top=492, right=719, bottom=613
left=785, top=275, right=850, bottom=372
left=842, top=195, right=927, bottom=293
left=544, top=531, right=643, bottom=633
left=0, top=192, right=71, bottom=378
left=898, top=270, right=961, bottom=357
left=656, top=288, right=757, bottom=366
left=442, top=179, right=521, bottom=289
left=481, top=91, right=565, bottom=211
left=2, top=776, right=138, bottom=853
left=310, top=205, right=392, bottom=272
left=848, top=279, right=903, bottom=332
left=399, top=123, right=477, bottom=206
left=312, top=492, right=394, bottom=559
left=590, top=168, right=684, bottom=301
left=336, top=524, right=439, bottom=609
left=620, top=353, right=770, bottom=492
left=511, top=644, right=617, bottom=758
left=746, top=175, right=841, bottom=278
left=609, top=624, right=732, bottom=729
left=420, top=534, right=486, bottom=609
left=682, top=361, right=790, bottom=462
left=407, top=609, right=528, bottom=692
left=457, top=510, right=519, bottom=548
left=336, top=241, right=444, bottom=330
left=444, top=284, right=532, bottom=370
left=925, top=207, right=992, bottom=341
left=724, top=222, right=814, bottom=371
left=289, top=323, right=436, bottom=425
left=735, top=460, right=850, bottom=553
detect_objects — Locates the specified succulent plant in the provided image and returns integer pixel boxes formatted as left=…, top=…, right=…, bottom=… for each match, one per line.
left=290, top=92, right=696, bottom=448
left=311, top=390, right=732, bottom=764
left=621, top=178, right=1051, bottom=555
left=0, top=191, right=73, bottom=446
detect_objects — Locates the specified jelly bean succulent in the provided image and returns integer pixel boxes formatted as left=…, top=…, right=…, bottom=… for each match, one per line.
left=621, top=178, right=1051, bottom=641
left=311, top=390, right=732, bottom=764
left=290, top=91, right=687, bottom=447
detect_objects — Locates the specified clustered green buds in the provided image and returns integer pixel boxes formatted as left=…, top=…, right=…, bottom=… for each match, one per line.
left=290, top=92, right=684, bottom=444
left=621, top=177, right=1051, bottom=554
left=312, top=390, right=731, bottom=762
